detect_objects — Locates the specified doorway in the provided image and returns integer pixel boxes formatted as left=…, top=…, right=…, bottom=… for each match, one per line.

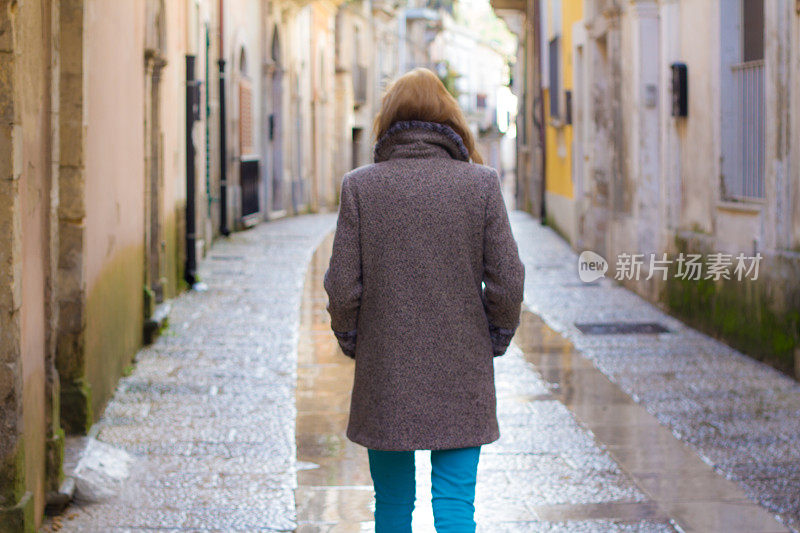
left=270, top=28, right=284, bottom=212
left=352, top=127, right=364, bottom=170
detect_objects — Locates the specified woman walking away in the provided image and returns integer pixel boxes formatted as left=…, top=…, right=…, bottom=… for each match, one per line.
left=323, top=67, right=525, bottom=533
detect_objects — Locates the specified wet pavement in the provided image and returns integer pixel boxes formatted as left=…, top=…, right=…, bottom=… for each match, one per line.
left=509, top=211, right=800, bottom=532
left=42, top=209, right=798, bottom=532
left=43, top=214, right=338, bottom=532
left=296, top=234, right=790, bottom=533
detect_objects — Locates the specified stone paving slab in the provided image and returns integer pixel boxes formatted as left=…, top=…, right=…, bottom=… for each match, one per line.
left=509, top=210, right=800, bottom=532
left=43, top=214, right=337, bottom=532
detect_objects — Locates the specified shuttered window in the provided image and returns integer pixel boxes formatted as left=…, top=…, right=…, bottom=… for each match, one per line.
left=548, top=36, right=560, bottom=119
left=239, top=78, right=254, bottom=155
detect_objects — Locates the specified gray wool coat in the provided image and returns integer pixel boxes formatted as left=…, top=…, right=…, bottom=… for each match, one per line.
left=323, top=119, right=525, bottom=451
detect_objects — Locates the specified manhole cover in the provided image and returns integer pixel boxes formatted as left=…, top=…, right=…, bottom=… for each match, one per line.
left=575, top=322, right=670, bottom=335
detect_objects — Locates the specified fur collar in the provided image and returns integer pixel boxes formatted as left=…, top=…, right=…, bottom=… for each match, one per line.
left=373, top=120, right=470, bottom=163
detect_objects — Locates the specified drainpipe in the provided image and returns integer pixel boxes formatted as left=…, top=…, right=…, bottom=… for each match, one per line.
left=218, top=0, right=230, bottom=236
left=205, top=25, right=212, bottom=220
left=185, top=55, right=199, bottom=285
left=533, top=0, right=546, bottom=224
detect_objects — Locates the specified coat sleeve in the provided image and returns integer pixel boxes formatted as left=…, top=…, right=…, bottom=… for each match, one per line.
left=482, top=169, right=525, bottom=355
left=323, top=174, right=362, bottom=344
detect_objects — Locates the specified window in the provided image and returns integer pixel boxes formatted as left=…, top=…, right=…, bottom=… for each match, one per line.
left=548, top=37, right=560, bottom=119
left=239, top=78, right=254, bottom=155
left=564, top=90, right=572, bottom=125
left=352, top=128, right=363, bottom=169
left=239, top=47, right=254, bottom=156
left=742, top=0, right=764, bottom=62
left=725, top=0, right=765, bottom=199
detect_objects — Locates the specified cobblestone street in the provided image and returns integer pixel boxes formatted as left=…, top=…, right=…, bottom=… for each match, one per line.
left=43, top=214, right=338, bottom=532
left=43, top=211, right=798, bottom=532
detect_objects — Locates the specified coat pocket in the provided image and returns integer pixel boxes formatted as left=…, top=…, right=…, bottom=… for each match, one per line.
left=333, top=328, right=357, bottom=359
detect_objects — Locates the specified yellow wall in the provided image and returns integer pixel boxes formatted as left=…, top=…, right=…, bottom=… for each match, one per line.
left=544, top=0, right=582, bottom=200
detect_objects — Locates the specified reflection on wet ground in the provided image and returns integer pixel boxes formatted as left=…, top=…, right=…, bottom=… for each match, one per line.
left=296, top=234, right=790, bottom=532
left=514, top=312, right=790, bottom=533
left=295, top=235, right=374, bottom=532
left=510, top=211, right=800, bottom=532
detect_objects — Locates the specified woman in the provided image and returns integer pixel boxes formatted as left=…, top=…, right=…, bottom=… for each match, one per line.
left=323, top=67, right=525, bottom=532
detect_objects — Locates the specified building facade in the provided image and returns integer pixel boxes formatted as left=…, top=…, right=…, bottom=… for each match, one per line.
left=491, top=0, right=547, bottom=215
left=333, top=0, right=381, bottom=180
left=540, top=0, right=582, bottom=243
left=490, top=0, right=800, bottom=375
left=432, top=1, right=517, bottom=177
left=577, top=0, right=800, bottom=373
left=0, top=0, right=350, bottom=529
left=0, top=0, right=226, bottom=527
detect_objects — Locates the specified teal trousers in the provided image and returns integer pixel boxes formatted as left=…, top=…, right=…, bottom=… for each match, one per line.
left=367, top=446, right=481, bottom=533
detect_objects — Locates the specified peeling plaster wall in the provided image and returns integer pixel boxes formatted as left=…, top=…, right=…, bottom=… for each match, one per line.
left=582, top=2, right=624, bottom=260
left=574, top=0, right=799, bottom=370
left=763, top=0, right=792, bottom=252
left=675, top=0, right=718, bottom=236
left=83, top=0, right=146, bottom=422
left=584, top=0, right=737, bottom=269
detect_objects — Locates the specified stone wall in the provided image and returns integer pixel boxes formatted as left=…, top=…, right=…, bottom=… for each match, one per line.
left=0, top=0, right=394, bottom=530
left=1, top=1, right=61, bottom=529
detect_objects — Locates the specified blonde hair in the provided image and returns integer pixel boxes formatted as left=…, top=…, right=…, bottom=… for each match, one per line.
left=373, top=68, right=483, bottom=165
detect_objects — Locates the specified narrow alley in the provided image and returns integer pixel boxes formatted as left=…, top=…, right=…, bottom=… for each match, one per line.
left=4, top=1, right=800, bottom=532
left=42, top=211, right=799, bottom=533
